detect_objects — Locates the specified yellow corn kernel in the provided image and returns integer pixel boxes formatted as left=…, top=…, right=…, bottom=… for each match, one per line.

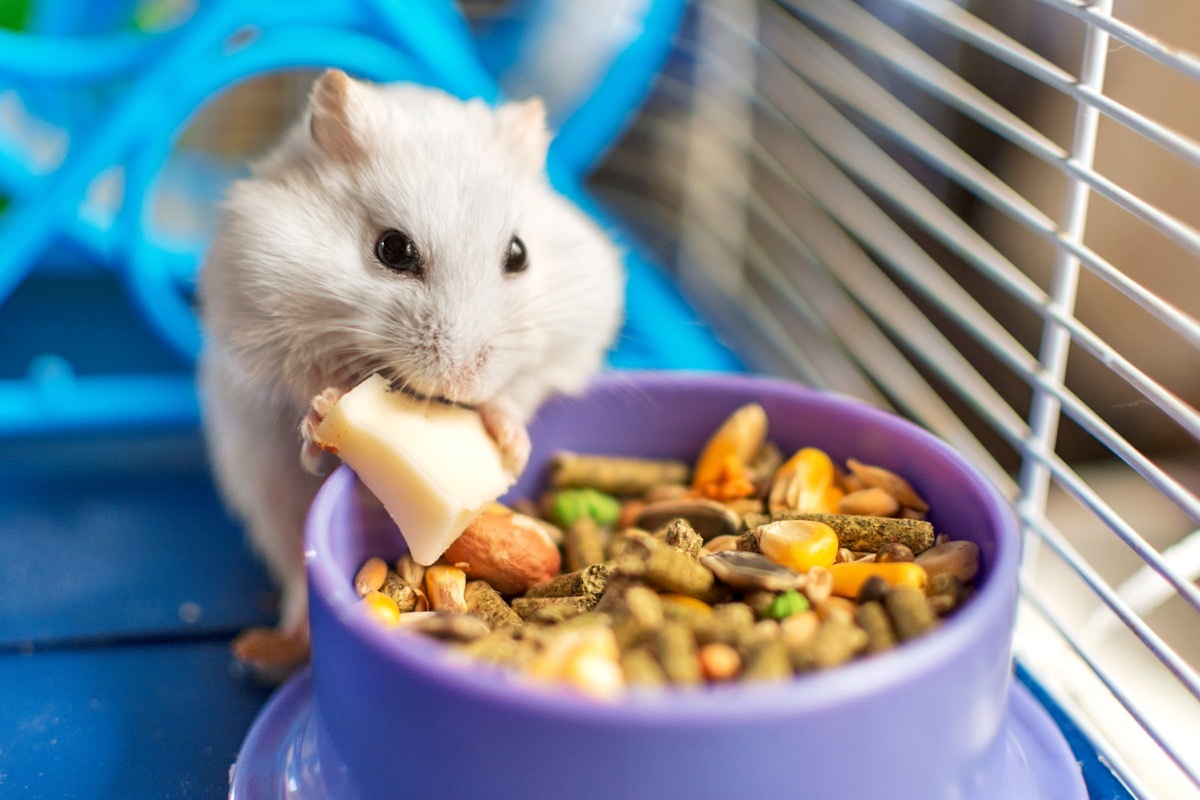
left=701, top=454, right=757, bottom=502
left=692, top=403, right=768, bottom=500
left=770, top=447, right=842, bottom=513
left=659, top=593, right=715, bottom=616
left=829, top=561, right=928, bottom=599
left=424, top=564, right=468, bottom=614
left=527, top=625, right=624, bottom=699
left=757, top=519, right=840, bottom=572
left=361, top=589, right=401, bottom=626
left=559, top=652, right=625, bottom=699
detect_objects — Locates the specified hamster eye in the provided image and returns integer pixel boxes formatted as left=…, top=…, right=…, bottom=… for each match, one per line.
left=375, top=229, right=422, bottom=275
left=504, top=235, right=528, bottom=275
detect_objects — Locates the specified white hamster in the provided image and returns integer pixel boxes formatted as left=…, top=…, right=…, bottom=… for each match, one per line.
left=197, top=69, right=625, bottom=654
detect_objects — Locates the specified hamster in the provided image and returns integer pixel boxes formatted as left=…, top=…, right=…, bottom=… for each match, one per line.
left=197, top=69, right=625, bottom=661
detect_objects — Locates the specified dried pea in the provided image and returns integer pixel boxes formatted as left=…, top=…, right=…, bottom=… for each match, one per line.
left=550, top=487, right=622, bottom=528
left=762, top=589, right=810, bottom=620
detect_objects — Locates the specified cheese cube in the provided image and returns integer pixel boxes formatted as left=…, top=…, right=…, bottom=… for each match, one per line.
left=313, top=374, right=516, bottom=565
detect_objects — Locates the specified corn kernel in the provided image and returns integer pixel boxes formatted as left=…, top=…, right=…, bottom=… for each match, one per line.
left=659, top=593, right=715, bottom=616
left=527, top=625, right=624, bottom=699
left=692, top=403, right=767, bottom=501
left=756, top=519, right=840, bottom=572
left=424, top=564, right=468, bottom=614
left=361, top=589, right=401, bottom=626
left=770, top=447, right=843, bottom=513
left=829, top=561, right=928, bottom=599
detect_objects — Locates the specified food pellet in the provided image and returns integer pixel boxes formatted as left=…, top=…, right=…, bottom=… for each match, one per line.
left=512, top=595, right=594, bottom=622
left=620, top=647, right=668, bottom=686
left=618, top=536, right=717, bottom=599
left=524, top=563, right=613, bottom=601
left=561, top=517, right=608, bottom=572
left=352, top=405, right=982, bottom=697
left=550, top=451, right=689, bottom=496
left=663, top=518, right=703, bottom=558
left=790, top=619, right=868, bottom=671
left=465, top=580, right=524, bottom=629
left=884, top=585, right=938, bottom=641
left=743, top=638, right=793, bottom=682
left=655, top=622, right=703, bottom=685
left=854, top=601, right=897, bottom=653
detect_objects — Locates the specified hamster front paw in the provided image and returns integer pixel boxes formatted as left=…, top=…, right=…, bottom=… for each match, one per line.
left=300, top=387, right=343, bottom=474
left=478, top=401, right=531, bottom=476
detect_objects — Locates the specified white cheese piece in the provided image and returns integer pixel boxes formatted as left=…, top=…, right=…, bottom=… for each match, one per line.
left=313, top=374, right=516, bottom=565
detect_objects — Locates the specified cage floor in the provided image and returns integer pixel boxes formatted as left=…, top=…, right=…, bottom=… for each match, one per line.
left=0, top=430, right=277, bottom=800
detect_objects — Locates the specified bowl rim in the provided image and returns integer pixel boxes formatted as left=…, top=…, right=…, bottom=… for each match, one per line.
left=306, top=369, right=1021, bottom=722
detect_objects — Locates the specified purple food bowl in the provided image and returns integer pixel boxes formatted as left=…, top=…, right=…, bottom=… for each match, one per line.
left=304, top=371, right=1022, bottom=800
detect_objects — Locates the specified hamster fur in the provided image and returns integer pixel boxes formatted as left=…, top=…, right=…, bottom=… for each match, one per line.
left=197, top=70, right=625, bottom=647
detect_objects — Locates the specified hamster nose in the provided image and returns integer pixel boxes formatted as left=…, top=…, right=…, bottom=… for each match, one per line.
left=437, top=347, right=491, bottom=401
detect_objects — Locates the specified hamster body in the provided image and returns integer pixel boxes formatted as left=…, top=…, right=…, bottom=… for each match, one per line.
left=198, top=70, right=625, bottom=647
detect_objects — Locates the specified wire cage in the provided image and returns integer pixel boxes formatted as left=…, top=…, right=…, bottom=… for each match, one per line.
left=1, top=1, right=1198, bottom=798
left=582, top=1, right=1200, bottom=797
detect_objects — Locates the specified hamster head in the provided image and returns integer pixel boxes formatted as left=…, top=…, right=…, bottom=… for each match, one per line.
left=204, top=69, right=624, bottom=415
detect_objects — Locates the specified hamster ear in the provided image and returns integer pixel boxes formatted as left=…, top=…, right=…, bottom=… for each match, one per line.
left=310, top=69, right=364, bottom=163
left=497, top=97, right=550, bottom=171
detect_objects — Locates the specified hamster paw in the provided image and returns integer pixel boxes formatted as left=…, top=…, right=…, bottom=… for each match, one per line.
left=300, top=387, right=343, bottom=474
left=479, top=401, right=531, bottom=476
left=231, top=582, right=311, bottom=685
left=230, top=626, right=311, bottom=685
